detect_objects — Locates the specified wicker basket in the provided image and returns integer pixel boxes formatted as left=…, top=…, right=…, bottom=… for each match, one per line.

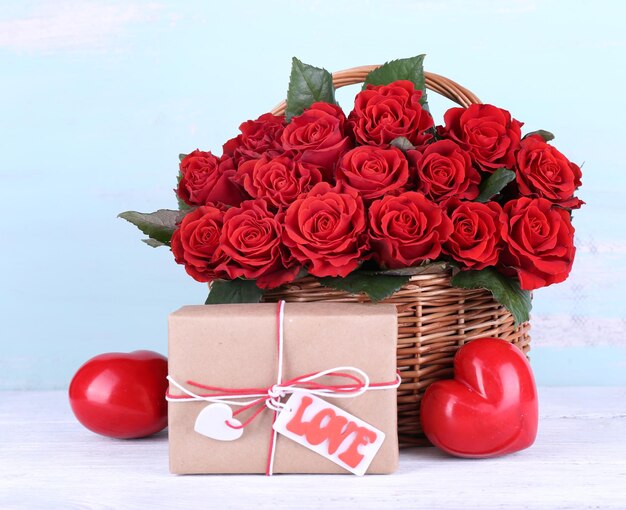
left=264, top=66, right=532, bottom=447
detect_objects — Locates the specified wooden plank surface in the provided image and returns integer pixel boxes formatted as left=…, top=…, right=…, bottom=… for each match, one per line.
left=1, top=388, right=625, bottom=509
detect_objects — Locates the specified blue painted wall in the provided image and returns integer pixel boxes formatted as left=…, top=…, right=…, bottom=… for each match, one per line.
left=1, top=0, right=625, bottom=389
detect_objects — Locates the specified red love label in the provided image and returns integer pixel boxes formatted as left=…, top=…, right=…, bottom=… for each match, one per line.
left=273, top=392, right=385, bottom=475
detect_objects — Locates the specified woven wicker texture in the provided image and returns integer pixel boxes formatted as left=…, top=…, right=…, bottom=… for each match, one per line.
left=265, top=66, right=531, bottom=447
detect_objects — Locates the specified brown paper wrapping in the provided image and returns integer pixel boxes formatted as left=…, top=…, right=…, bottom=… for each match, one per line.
left=168, top=302, right=398, bottom=474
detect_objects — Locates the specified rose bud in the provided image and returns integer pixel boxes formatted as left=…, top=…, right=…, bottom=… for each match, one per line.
left=368, top=192, right=453, bottom=269
left=500, top=197, right=576, bottom=291
left=176, top=150, right=245, bottom=207
left=336, top=145, right=409, bottom=202
left=348, top=80, right=434, bottom=146
left=515, top=134, right=583, bottom=209
left=283, top=182, right=368, bottom=278
left=440, top=104, right=523, bottom=172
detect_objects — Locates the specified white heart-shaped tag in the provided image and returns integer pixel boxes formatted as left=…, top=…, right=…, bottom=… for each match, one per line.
left=194, top=403, right=243, bottom=441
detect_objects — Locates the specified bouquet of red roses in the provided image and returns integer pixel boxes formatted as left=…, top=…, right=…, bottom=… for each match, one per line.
left=120, top=55, right=582, bottom=324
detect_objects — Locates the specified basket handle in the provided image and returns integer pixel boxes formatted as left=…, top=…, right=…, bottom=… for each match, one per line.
left=271, top=64, right=481, bottom=116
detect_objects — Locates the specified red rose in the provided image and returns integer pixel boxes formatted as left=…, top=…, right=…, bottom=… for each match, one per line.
left=444, top=199, right=505, bottom=270
left=171, top=205, right=227, bottom=283
left=336, top=145, right=409, bottom=202
left=222, top=113, right=286, bottom=167
left=235, top=152, right=323, bottom=210
left=348, top=80, right=434, bottom=146
left=408, top=140, right=480, bottom=203
left=501, top=197, right=576, bottom=291
left=283, top=182, right=368, bottom=277
left=515, top=134, right=583, bottom=209
left=216, top=200, right=299, bottom=288
left=281, top=102, right=351, bottom=177
left=441, top=104, right=523, bottom=172
left=176, top=150, right=245, bottom=207
left=368, top=192, right=453, bottom=269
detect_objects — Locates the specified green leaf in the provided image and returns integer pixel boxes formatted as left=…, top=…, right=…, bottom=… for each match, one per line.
left=118, top=209, right=184, bottom=245
left=176, top=196, right=190, bottom=211
left=451, top=268, right=531, bottom=326
left=285, top=57, right=336, bottom=121
left=205, top=279, right=264, bottom=304
left=363, top=55, right=427, bottom=105
left=362, top=261, right=451, bottom=276
left=179, top=153, right=187, bottom=162
left=390, top=136, right=416, bottom=152
left=319, top=272, right=410, bottom=303
left=476, top=168, right=516, bottom=203
left=524, top=130, right=555, bottom=142
left=142, top=238, right=167, bottom=248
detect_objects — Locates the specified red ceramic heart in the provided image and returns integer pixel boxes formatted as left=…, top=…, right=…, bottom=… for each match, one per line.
left=421, top=338, right=538, bottom=458
left=69, top=350, right=168, bottom=439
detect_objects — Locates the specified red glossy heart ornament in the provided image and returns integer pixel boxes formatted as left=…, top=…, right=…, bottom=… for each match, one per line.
left=69, top=350, right=168, bottom=439
left=421, top=338, right=538, bottom=458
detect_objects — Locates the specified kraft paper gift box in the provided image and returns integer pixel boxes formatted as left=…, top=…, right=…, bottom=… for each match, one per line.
left=167, top=302, right=399, bottom=474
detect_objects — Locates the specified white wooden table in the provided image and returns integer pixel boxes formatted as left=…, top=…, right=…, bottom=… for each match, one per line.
left=1, top=388, right=625, bottom=509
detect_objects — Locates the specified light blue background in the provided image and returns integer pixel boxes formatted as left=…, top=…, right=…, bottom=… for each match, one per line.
left=1, top=0, right=625, bottom=389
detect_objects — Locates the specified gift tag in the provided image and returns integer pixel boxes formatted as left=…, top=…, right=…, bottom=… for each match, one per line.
left=194, top=403, right=243, bottom=441
left=273, top=392, right=385, bottom=476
